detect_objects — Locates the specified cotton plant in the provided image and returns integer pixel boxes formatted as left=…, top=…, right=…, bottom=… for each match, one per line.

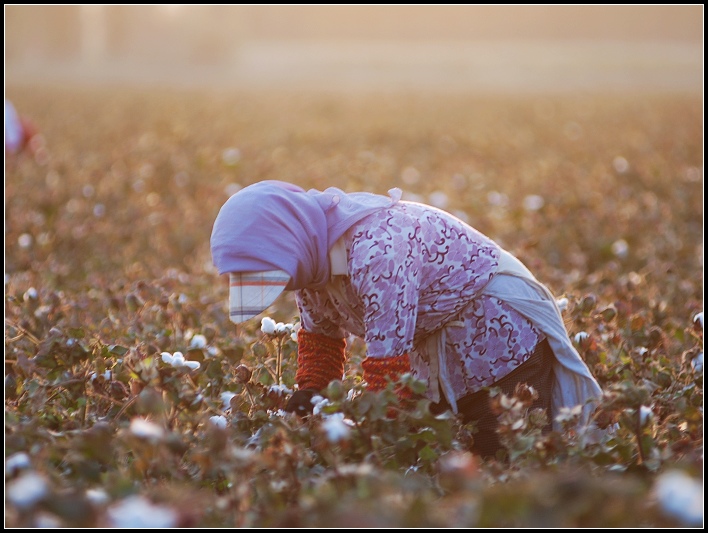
left=257, top=317, right=301, bottom=385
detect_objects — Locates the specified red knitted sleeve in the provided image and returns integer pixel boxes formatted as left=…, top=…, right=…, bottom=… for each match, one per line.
left=361, top=354, right=416, bottom=402
left=295, top=329, right=346, bottom=391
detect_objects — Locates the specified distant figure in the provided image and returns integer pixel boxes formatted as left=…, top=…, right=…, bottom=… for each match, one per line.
left=211, top=180, right=607, bottom=459
left=5, top=99, right=39, bottom=156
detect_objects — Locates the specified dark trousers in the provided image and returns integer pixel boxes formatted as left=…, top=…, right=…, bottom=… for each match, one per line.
left=432, top=338, right=555, bottom=459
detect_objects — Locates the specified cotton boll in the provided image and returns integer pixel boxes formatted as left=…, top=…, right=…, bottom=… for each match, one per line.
left=522, top=194, right=545, bottom=211
left=161, top=352, right=175, bottom=365
left=321, top=413, right=352, bottom=443
left=574, top=332, right=589, bottom=344
left=220, top=392, right=237, bottom=410
left=556, top=297, right=569, bottom=312
left=106, top=496, right=178, bottom=528
left=261, top=317, right=277, bottom=335
left=611, top=239, right=629, bottom=259
left=653, top=470, right=703, bottom=527
left=188, top=334, right=207, bottom=349
left=7, top=472, right=48, bottom=510
left=691, top=352, right=703, bottom=374
left=639, top=405, right=654, bottom=427
left=428, top=190, right=450, bottom=209
left=209, top=415, right=228, bottom=429
left=129, top=418, right=164, bottom=441
left=5, top=452, right=31, bottom=477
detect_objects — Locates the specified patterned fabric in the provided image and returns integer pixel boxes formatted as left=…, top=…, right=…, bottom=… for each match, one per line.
left=229, top=270, right=290, bottom=324
left=295, top=329, right=346, bottom=391
left=296, top=202, right=545, bottom=404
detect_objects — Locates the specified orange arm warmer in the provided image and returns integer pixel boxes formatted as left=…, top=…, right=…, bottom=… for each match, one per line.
left=295, top=329, right=346, bottom=391
left=361, top=353, right=416, bottom=402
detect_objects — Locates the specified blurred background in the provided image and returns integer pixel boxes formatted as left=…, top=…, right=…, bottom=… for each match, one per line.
left=5, top=5, right=703, bottom=92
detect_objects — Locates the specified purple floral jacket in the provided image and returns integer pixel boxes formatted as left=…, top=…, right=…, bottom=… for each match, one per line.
left=295, top=201, right=544, bottom=402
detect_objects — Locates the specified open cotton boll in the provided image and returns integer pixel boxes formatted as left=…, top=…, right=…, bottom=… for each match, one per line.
left=106, top=495, right=178, bottom=528
left=321, top=413, right=352, bottom=443
left=221, top=392, right=237, bottom=410
left=653, top=470, right=703, bottom=527
left=7, top=472, right=48, bottom=510
left=691, top=352, right=703, bottom=374
left=639, top=405, right=654, bottom=426
left=5, top=452, right=32, bottom=477
left=188, top=334, right=207, bottom=349
left=574, top=331, right=589, bottom=344
left=261, top=317, right=277, bottom=334
left=209, top=415, right=228, bottom=429
left=129, top=418, right=165, bottom=441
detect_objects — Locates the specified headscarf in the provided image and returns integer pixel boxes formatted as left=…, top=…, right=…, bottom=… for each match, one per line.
left=210, top=180, right=401, bottom=289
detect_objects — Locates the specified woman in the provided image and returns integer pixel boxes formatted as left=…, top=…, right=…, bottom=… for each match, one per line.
left=211, top=180, right=604, bottom=457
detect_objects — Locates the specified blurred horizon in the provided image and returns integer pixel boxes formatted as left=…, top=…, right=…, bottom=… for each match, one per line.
left=5, top=5, right=704, bottom=92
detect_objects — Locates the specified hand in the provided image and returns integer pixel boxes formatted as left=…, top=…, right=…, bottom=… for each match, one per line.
left=284, top=389, right=318, bottom=417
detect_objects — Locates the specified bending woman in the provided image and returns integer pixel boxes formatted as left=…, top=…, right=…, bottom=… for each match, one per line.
left=210, top=180, right=605, bottom=458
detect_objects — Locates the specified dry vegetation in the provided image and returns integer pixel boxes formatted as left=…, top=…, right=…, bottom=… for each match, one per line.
left=5, top=84, right=703, bottom=527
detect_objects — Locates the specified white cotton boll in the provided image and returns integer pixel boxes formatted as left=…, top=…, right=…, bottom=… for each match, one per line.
left=691, top=352, right=703, bottom=374
left=261, top=317, right=277, bottom=335
left=428, top=190, right=450, bottom=209
left=5, top=452, right=31, bottom=476
left=7, top=472, right=48, bottom=510
left=207, top=346, right=219, bottom=357
left=693, top=311, right=703, bottom=329
left=18, top=233, right=33, bottom=249
left=275, top=322, right=287, bottom=334
left=221, top=392, right=237, bottom=410
left=321, top=413, right=352, bottom=443
left=611, top=239, right=629, bottom=259
left=613, top=156, right=630, bottom=174
left=311, top=395, right=330, bottom=416
left=34, top=512, right=62, bottom=528
left=487, top=191, right=509, bottom=208
left=639, top=405, right=654, bottom=426
left=291, top=322, right=301, bottom=342
left=106, top=496, right=178, bottom=528
left=653, top=470, right=704, bottom=527
left=556, top=297, right=569, bottom=312
left=189, top=334, right=207, bottom=349
left=171, top=352, right=185, bottom=366
left=221, top=147, right=241, bottom=166
left=209, top=415, right=228, bottom=429
left=129, top=418, right=165, bottom=441
left=161, top=352, right=175, bottom=365
left=523, top=194, right=545, bottom=211
left=574, top=332, right=589, bottom=344
left=85, top=488, right=110, bottom=506
left=23, top=287, right=38, bottom=301
left=269, top=383, right=293, bottom=395
left=183, top=361, right=200, bottom=370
